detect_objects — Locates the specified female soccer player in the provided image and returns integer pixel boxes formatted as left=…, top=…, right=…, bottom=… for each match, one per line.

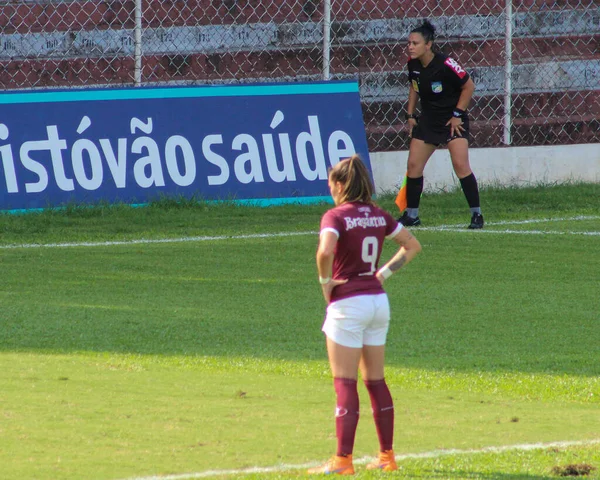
left=308, top=155, right=422, bottom=475
left=399, top=20, right=484, bottom=229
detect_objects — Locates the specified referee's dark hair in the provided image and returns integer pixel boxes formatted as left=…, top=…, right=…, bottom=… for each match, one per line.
left=411, top=20, right=436, bottom=44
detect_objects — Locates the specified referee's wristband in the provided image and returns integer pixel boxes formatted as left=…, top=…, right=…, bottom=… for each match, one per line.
left=378, top=266, right=393, bottom=280
left=319, top=276, right=331, bottom=285
left=452, top=108, right=466, bottom=118
left=405, top=113, right=418, bottom=121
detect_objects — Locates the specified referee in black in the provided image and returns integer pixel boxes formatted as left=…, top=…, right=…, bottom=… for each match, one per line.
left=399, top=20, right=484, bottom=229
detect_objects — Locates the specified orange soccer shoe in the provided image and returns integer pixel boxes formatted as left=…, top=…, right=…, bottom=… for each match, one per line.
left=307, top=455, right=355, bottom=475
left=366, top=450, right=398, bottom=471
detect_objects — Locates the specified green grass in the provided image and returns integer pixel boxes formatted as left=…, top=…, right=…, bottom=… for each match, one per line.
left=1, top=182, right=598, bottom=244
left=0, top=183, right=599, bottom=479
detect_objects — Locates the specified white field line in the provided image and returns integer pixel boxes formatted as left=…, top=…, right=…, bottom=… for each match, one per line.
left=1, top=215, right=599, bottom=250
left=0, top=231, right=316, bottom=249
left=450, top=215, right=599, bottom=227
left=120, top=438, right=600, bottom=480
left=420, top=227, right=600, bottom=236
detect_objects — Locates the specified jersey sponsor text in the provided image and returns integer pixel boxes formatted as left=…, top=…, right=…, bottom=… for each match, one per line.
left=344, top=215, right=387, bottom=230
left=444, top=58, right=467, bottom=78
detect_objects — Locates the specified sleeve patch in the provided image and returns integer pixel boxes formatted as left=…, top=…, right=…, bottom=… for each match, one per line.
left=444, top=57, right=467, bottom=79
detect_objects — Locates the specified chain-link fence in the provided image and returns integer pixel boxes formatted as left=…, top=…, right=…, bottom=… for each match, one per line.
left=1, top=0, right=598, bottom=151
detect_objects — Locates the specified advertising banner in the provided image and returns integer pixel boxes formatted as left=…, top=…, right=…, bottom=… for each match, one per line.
left=0, top=81, right=370, bottom=211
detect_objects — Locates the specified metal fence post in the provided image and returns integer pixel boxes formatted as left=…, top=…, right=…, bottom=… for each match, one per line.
left=134, top=0, right=143, bottom=86
left=503, top=0, right=513, bottom=145
left=323, top=0, right=332, bottom=80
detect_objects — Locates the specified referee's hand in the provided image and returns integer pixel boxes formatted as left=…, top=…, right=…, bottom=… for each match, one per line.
left=407, top=118, right=418, bottom=137
left=446, top=117, right=465, bottom=138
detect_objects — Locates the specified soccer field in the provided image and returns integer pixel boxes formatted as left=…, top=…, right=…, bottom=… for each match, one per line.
left=1, top=184, right=599, bottom=479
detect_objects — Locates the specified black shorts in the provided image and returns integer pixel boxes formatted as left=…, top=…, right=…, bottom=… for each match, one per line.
left=411, top=115, right=470, bottom=146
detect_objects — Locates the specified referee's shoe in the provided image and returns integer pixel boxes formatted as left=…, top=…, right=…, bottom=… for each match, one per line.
left=397, top=212, right=421, bottom=227
left=469, top=213, right=484, bottom=229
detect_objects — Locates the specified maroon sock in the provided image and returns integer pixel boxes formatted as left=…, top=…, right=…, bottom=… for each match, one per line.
left=364, top=378, right=394, bottom=451
left=334, top=377, right=359, bottom=456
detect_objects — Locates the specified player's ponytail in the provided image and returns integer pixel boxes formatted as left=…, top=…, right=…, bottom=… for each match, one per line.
left=329, top=154, right=374, bottom=205
left=411, top=19, right=436, bottom=44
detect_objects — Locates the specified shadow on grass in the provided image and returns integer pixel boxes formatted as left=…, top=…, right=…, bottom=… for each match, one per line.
left=1, top=265, right=598, bottom=378
left=406, top=471, right=560, bottom=479
left=1, top=184, right=600, bottom=379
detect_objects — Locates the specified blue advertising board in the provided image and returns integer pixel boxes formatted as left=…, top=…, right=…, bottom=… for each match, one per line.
left=0, top=81, right=370, bottom=211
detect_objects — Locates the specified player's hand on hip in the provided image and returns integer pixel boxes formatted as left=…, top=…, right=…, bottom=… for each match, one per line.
left=446, top=117, right=464, bottom=138
left=321, top=278, right=348, bottom=303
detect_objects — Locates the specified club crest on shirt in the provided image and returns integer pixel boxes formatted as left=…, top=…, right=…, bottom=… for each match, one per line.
left=431, top=81, right=443, bottom=93
left=412, top=79, right=419, bottom=92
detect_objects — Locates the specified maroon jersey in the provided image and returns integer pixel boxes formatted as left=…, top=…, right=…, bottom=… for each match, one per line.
left=320, top=202, right=403, bottom=302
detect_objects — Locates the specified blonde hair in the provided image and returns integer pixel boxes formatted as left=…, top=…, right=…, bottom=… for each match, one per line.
left=328, top=154, right=374, bottom=205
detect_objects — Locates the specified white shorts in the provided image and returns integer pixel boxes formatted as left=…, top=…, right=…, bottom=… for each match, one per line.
left=322, top=293, right=391, bottom=348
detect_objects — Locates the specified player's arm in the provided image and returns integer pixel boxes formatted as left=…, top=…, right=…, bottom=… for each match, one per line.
left=316, top=230, right=347, bottom=302
left=406, top=84, right=419, bottom=136
left=376, top=228, right=422, bottom=284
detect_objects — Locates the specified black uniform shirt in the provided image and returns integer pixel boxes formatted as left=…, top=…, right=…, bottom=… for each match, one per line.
left=408, top=53, right=470, bottom=124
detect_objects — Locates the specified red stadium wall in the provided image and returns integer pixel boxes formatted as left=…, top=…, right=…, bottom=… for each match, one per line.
left=1, top=0, right=598, bottom=150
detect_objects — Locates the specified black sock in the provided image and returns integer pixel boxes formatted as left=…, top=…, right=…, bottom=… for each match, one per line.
left=459, top=173, right=480, bottom=210
left=406, top=176, right=424, bottom=211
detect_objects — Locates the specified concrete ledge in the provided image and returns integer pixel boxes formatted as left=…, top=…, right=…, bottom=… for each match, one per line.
left=370, top=143, right=600, bottom=194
